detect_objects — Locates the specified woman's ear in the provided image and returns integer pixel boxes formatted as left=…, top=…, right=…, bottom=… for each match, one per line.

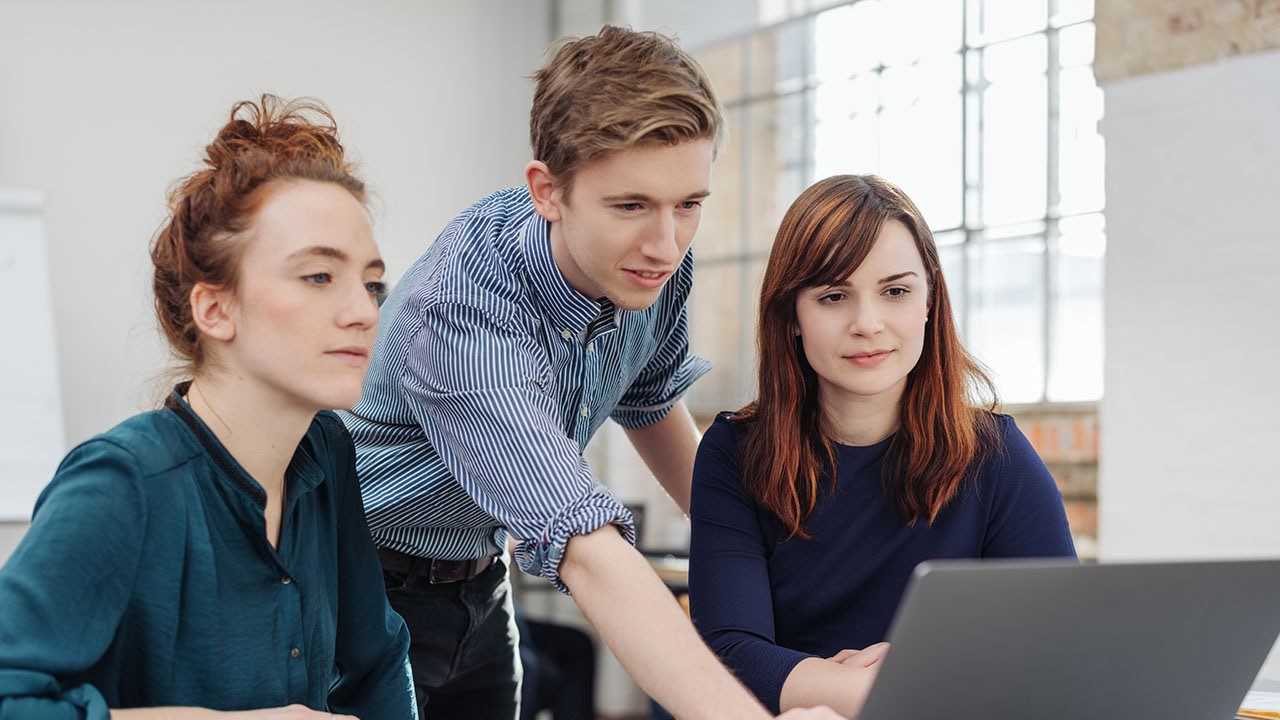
left=525, top=161, right=563, bottom=223
left=189, top=282, right=236, bottom=342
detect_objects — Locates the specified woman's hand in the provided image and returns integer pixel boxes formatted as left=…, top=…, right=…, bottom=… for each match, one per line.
left=827, top=642, right=890, bottom=669
left=222, top=707, right=359, bottom=720
left=112, top=705, right=359, bottom=720
left=777, top=707, right=846, bottom=719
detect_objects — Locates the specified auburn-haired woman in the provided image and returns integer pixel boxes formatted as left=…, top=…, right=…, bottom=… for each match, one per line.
left=0, top=97, right=415, bottom=719
left=689, top=175, right=1076, bottom=718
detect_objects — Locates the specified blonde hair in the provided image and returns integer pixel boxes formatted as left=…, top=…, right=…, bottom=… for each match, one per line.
left=530, top=25, right=725, bottom=195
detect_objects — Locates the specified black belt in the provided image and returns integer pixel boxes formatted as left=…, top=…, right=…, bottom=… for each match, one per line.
left=378, top=546, right=496, bottom=585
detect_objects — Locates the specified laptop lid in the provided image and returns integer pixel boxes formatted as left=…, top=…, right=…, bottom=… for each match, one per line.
left=858, top=558, right=1280, bottom=720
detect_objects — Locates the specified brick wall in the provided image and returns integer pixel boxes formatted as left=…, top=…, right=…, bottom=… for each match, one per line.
left=1007, top=406, right=1099, bottom=559
left=1096, top=0, right=1280, bottom=82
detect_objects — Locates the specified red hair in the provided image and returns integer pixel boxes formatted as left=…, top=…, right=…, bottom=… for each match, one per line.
left=150, top=95, right=364, bottom=376
left=734, top=175, right=1000, bottom=538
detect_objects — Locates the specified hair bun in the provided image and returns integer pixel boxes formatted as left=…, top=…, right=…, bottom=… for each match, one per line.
left=151, top=94, right=365, bottom=378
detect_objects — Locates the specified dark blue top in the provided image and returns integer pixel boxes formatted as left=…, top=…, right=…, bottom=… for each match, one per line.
left=689, top=413, right=1076, bottom=712
left=0, top=388, right=416, bottom=719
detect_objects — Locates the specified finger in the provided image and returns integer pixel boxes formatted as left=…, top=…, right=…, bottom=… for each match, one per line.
left=777, top=706, right=844, bottom=719
left=838, top=642, right=891, bottom=668
left=827, top=648, right=859, bottom=663
left=857, top=641, right=891, bottom=665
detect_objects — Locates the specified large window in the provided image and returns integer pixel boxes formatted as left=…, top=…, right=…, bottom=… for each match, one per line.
left=688, top=0, right=1104, bottom=413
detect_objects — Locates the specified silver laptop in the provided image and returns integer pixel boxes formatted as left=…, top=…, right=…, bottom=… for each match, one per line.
left=859, top=558, right=1280, bottom=720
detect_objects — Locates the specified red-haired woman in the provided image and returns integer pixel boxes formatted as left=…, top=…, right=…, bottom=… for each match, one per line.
left=689, top=175, right=1076, bottom=718
left=0, top=97, right=415, bottom=719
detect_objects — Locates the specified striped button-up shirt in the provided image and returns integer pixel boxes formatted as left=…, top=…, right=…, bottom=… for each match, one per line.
left=340, top=187, right=710, bottom=590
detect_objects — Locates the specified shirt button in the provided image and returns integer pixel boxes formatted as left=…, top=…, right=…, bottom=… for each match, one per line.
left=561, top=329, right=572, bottom=340
left=289, top=647, right=300, bottom=659
left=587, top=342, right=594, bottom=352
left=580, top=405, right=589, bottom=417
left=281, top=576, right=292, bottom=585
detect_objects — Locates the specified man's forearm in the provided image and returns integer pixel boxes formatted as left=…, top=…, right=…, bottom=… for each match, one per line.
left=560, top=525, right=770, bottom=720
left=624, top=402, right=699, bottom=514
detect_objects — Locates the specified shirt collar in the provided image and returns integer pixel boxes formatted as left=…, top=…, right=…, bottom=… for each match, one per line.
left=164, top=381, right=326, bottom=508
left=519, top=214, right=617, bottom=340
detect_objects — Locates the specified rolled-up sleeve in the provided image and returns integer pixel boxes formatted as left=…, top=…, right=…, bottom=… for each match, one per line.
left=610, top=260, right=711, bottom=430
left=401, top=299, right=634, bottom=592
left=689, top=419, right=814, bottom=713
left=0, top=441, right=146, bottom=720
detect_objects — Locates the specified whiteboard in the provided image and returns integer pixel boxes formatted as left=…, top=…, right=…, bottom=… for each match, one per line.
left=0, top=190, right=66, bottom=520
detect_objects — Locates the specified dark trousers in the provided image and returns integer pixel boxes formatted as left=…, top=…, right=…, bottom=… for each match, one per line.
left=384, top=557, right=521, bottom=719
left=517, top=613, right=597, bottom=720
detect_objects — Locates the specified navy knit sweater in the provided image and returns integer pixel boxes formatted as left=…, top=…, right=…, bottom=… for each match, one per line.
left=689, top=412, right=1077, bottom=712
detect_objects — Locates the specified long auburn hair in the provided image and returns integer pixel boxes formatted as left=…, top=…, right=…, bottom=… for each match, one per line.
left=733, top=175, right=1000, bottom=538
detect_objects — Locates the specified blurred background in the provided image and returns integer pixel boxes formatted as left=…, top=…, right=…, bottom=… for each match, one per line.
left=2, top=0, right=1278, bottom=717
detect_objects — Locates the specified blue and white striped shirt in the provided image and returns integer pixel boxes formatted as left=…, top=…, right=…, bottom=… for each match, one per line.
left=340, top=187, right=710, bottom=590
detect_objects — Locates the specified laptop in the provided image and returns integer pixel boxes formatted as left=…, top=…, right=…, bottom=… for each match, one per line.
left=858, top=558, right=1280, bottom=720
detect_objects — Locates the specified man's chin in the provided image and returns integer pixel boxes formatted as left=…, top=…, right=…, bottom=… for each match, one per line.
left=609, top=288, right=664, bottom=312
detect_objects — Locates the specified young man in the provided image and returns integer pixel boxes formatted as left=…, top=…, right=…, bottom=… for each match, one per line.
left=342, top=26, right=842, bottom=720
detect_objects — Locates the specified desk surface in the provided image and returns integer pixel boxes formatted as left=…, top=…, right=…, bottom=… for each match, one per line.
left=645, top=553, right=689, bottom=587
left=1253, top=679, right=1280, bottom=693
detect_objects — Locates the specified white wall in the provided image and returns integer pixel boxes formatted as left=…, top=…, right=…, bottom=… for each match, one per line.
left=1100, top=48, right=1280, bottom=681
left=616, top=0, right=761, bottom=49
left=555, top=0, right=759, bottom=51
left=0, top=0, right=551, bottom=562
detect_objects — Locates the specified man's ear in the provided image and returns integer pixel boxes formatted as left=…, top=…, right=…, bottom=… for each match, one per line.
left=525, top=160, right=563, bottom=223
left=189, top=282, right=236, bottom=343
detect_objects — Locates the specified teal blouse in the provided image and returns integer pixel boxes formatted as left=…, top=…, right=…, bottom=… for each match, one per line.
left=0, top=387, right=416, bottom=719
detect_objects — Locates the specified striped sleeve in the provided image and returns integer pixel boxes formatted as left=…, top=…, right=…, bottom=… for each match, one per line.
left=611, top=261, right=711, bottom=429
left=400, top=298, right=634, bottom=592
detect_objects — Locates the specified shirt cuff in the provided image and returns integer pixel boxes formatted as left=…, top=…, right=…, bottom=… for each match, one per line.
left=610, top=354, right=712, bottom=430
left=512, top=486, right=636, bottom=593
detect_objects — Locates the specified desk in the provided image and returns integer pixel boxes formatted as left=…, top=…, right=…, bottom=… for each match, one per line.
left=644, top=553, right=689, bottom=590
left=1241, top=678, right=1280, bottom=719
left=1254, top=680, right=1280, bottom=693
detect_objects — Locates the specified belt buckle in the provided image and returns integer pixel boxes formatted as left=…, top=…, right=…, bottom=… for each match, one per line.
left=428, top=558, right=472, bottom=584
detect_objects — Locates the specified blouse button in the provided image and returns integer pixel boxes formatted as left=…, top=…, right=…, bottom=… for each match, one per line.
left=290, top=647, right=300, bottom=659
left=561, top=329, right=572, bottom=340
left=281, top=576, right=292, bottom=585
